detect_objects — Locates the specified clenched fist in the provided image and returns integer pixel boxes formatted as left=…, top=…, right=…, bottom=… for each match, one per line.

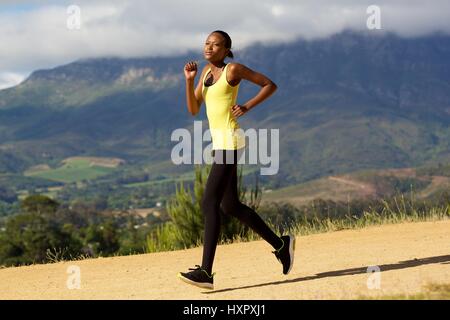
left=184, top=61, right=198, bottom=80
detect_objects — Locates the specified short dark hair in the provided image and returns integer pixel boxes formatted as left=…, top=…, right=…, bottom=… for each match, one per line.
left=212, top=30, right=234, bottom=59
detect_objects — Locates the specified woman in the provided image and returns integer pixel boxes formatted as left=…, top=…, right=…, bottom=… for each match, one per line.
left=177, top=30, right=295, bottom=290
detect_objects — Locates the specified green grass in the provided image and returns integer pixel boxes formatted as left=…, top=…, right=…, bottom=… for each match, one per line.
left=231, top=200, right=450, bottom=245
left=124, top=178, right=181, bottom=188
left=123, top=166, right=260, bottom=188
left=25, top=159, right=115, bottom=183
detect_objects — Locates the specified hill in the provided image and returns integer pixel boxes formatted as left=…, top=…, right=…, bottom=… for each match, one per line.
left=261, top=165, right=450, bottom=206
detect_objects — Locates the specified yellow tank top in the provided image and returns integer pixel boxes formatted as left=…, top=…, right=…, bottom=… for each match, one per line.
left=202, top=63, right=246, bottom=150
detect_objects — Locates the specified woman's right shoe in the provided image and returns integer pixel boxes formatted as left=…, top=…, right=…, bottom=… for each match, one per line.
left=272, top=235, right=296, bottom=275
left=177, top=265, right=214, bottom=289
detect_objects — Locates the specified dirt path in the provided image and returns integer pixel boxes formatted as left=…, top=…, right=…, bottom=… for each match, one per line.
left=328, top=176, right=376, bottom=197
left=1, top=220, right=450, bottom=300
left=417, top=175, right=450, bottom=198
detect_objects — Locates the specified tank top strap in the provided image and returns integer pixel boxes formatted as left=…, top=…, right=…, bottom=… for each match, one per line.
left=202, top=65, right=212, bottom=85
left=221, top=63, right=229, bottom=84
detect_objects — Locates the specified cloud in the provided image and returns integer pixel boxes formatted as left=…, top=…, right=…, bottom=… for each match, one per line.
left=0, top=0, right=450, bottom=88
left=0, top=72, right=27, bottom=90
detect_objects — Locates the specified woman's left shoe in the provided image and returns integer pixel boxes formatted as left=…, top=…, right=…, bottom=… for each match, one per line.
left=273, top=235, right=296, bottom=275
left=177, top=265, right=214, bottom=290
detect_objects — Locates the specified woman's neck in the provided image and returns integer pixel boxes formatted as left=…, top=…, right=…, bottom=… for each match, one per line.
left=209, top=61, right=226, bottom=71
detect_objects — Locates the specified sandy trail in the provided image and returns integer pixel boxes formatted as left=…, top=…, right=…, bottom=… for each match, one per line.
left=328, top=176, right=376, bottom=196
left=1, top=220, right=450, bottom=300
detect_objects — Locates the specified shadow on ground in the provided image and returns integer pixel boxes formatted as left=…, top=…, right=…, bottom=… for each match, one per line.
left=204, top=254, right=450, bottom=294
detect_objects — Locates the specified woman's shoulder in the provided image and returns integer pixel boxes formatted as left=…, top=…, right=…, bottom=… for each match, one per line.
left=225, top=62, right=246, bottom=86
left=227, top=61, right=246, bottom=70
left=227, top=62, right=249, bottom=77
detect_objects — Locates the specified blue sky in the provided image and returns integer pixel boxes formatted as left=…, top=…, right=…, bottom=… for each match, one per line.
left=1, top=0, right=450, bottom=89
left=2, top=3, right=40, bottom=13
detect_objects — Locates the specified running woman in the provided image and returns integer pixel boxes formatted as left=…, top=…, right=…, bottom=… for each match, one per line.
left=177, top=30, right=295, bottom=290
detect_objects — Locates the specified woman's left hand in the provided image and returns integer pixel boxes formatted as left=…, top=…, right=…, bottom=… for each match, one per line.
left=231, top=104, right=248, bottom=118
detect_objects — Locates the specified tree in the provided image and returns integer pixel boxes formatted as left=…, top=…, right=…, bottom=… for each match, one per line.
left=0, top=211, right=82, bottom=266
left=84, top=219, right=120, bottom=255
left=0, top=195, right=83, bottom=266
left=20, top=194, right=59, bottom=216
left=0, top=186, right=17, bottom=203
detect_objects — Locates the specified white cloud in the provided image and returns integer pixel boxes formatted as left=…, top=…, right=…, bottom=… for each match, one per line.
left=0, top=72, right=27, bottom=90
left=0, top=0, right=449, bottom=83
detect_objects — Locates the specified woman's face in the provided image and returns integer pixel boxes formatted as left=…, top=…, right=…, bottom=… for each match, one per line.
left=204, top=33, right=229, bottom=62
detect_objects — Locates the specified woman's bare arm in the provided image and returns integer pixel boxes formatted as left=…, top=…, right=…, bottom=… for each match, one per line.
left=184, top=61, right=207, bottom=116
left=228, top=63, right=278, bottom=118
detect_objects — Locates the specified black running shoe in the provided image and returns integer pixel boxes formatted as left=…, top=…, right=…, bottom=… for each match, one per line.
left=272, top=235, right=296, bottom=275
left=177, top=265, right=215, bottom=289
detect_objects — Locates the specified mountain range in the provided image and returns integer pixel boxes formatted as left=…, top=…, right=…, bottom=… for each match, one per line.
left=0, top=29, right=449, bottom=190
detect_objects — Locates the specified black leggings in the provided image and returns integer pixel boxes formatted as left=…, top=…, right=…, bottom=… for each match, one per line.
left=200, top=149, right=283, bottom=274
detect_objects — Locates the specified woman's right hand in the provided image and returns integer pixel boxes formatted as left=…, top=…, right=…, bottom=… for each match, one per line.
left=184, top=61, right=198, bottom=80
